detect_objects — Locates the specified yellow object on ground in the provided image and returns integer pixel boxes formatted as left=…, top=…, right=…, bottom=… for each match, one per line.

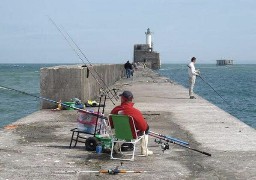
left=87, top=100, right=99, bottom=106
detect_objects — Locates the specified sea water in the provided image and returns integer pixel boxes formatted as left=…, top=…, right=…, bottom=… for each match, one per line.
left=0, top=63, right=255, bottom=129
left=0, top=64, right=63, bottom=128
left=158, top=64, right=256, bottom=129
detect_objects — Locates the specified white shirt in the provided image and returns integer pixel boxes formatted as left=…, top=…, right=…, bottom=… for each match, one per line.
left=188, top=62, right=198, bottom=77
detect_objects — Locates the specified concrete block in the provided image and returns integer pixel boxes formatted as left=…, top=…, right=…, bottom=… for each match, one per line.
left=40, top=64, right=124, bottom=109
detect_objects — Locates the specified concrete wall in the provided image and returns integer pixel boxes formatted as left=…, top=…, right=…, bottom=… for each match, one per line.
left=40, top=64, right=124, bottom=109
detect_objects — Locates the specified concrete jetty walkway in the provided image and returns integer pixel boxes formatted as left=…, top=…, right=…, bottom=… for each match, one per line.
left=0, top=66, right=255, bottom=180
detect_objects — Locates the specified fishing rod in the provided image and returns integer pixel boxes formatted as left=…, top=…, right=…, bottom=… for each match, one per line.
left=0, top=85, right=104, bottom=118
left=48, top=17, right=115, bottom=105
left=48, top=17, right=85, bottom=65
left=63, top=27, right=118, bottom=101
left=198, top=75, right=230, bottom=105
left=79, top=168, right=147, bottom=175
left=48, top=17, right=117, bottom=104
left=149, top=131, right=189, bottom=145
left=55, top=167, right=147, bottom=175
left=149, top=133, right=211, bottom=156
left=187, top=65, right=229, bottom=105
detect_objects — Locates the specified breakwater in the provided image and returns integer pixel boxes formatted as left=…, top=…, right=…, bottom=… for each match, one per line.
left=0, top=66, right=255, bottom=179
left=40, top=64, right=124, bottom=109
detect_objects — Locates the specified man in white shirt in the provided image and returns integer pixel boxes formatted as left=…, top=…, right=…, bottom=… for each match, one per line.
left=188, top=57, right=200, bottom=99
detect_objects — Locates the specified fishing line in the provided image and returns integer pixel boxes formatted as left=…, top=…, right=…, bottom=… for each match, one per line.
left=48, top=17, right=117, bottom=104
left=48, top=17, right=84, bottom=64
left=198, top=75, right=230, bottom=106
left=63, top=28, right=118, bottom=101
left=47, top=17, right=105, bottom=100
left=0, top=85, right=104, bottom=118
left=63, top=26, right=118, bottom=101
left=187, top=65, right=230, bottom=106
left=197, top=72, right=247, bottom=112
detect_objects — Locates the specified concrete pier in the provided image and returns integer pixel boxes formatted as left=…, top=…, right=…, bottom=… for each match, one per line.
left=0, top=65, right=255, bottom=179
left=40, top=64, right=124, bottom=109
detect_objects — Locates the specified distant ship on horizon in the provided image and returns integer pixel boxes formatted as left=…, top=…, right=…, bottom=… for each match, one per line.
left=216, top=59, right=234, bottom=65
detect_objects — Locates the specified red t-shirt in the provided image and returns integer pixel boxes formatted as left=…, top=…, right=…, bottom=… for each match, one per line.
left=110, top=102, right=148, bottom=131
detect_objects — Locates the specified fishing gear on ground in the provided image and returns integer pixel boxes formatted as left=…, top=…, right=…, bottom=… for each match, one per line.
left=149, top=132, right=211, bottom=156
left=149, top=131, right=189, bottom=145
left=154, top=138, right=170, bottom=152
left=0, top=85, right=105, bottom=119
left=85, top=100, right=100, bottom=107
left=77, top=166, right=147, bottom=175
left=52, top=98, right=85, bottom=111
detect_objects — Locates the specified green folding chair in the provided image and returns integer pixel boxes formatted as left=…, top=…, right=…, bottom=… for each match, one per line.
left=109, top=114, right=146, bottom=161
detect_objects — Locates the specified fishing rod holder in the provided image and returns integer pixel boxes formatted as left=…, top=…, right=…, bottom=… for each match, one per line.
left=100, top=87, right=119, bottom=100
left=112, top=88, right=119, bottom=99
left=154, top=138, right=162, bottom=144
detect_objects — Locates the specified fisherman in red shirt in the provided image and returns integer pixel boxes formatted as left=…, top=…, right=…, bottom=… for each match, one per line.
left=110, top=90, right=153, bottom=155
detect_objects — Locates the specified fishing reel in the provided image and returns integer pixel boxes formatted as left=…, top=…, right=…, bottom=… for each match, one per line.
left=107, top=166, right=120, bottom=175
left=154, top=138, right=162, bottom=144
left=161, top=143, right=169, bottom=152
left=154, top=139, right=169, bottom=152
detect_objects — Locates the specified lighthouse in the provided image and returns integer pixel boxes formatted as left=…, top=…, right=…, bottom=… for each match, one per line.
left=145, top=28, right=152, bottom=51
left=133, top=28, right=160, bottom=69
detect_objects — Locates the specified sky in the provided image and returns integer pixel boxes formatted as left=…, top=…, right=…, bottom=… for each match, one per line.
left=0, top=0, right=256, bottom=64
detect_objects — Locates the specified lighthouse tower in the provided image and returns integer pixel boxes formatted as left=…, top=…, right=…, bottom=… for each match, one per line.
left=145, top=28, right=152, bottom=51
left=133, top=28, right=160, bottom=69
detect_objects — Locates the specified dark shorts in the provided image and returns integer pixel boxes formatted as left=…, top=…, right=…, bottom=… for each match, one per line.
left=138, top=125, right=150, bottom=136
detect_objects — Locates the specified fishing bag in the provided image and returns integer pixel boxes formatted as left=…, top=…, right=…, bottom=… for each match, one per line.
left=77, top=110, right=103, bottom=134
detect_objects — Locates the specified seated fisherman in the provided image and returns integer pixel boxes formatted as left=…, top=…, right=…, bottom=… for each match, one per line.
left=110, top=90, right=153, bottom=155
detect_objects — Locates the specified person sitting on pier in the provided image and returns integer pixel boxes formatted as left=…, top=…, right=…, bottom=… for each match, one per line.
left=109, top=90, right=153, bottom=155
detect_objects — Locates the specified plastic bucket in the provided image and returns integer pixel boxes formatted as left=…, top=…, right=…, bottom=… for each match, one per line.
left=96, top=145, right=102, bottom=154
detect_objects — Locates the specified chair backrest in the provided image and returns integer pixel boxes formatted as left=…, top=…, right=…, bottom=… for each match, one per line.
left=109, top=114, right=137, bottom=140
